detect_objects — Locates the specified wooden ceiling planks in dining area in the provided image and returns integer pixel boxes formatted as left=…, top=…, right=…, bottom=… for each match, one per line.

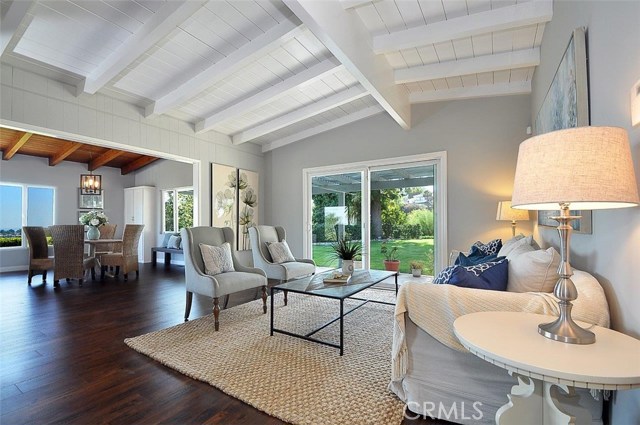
left=0, top=127, right=159, bottom=175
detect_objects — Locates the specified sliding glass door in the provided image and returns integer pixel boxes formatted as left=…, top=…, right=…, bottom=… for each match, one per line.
left=309, top=171, right=366, bottom=269
left=303, top=153, right=447, bottom=275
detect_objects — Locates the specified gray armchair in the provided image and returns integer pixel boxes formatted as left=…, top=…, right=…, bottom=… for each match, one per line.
left=248, top=225, right=315, bottom=288
left=181, top=226, right=267, bottom=331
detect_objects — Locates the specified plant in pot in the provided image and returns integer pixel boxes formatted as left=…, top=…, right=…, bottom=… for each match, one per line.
left=380, top=241, right=400, bottom=272
left=330, top=238, right=361, bottom=275
left=410, top=260, right=424, bottom=277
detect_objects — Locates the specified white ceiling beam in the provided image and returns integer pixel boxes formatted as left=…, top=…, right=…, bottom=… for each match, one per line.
left=341, top=0, right=382, bottom=10
left=396, top=48, right=540, bottom=84
left=146, top=18, right=303, bottom=117
left=195, top=58, right=342, bottom=134
left=233, top=85, right=368, bottom=145
left=373, top=0, right=553, bottom=54
left=1, top=0, right=34, bottom=56
left=80, top=0, right=207, bottom=95
left=262, top=105, right=384, bottom=152
left=409, top=81, right=531, bottom=103
left=284, top=0, right=410, bottom=129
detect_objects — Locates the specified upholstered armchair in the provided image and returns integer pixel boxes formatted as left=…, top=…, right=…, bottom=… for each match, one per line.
left=22, top=226, right=54, bottom=284
left=49, top=225, right=96, bottom=287
left=181, top=226, right=267, bottom=331
left=99, top=224, right=144, bottom=281
left=248, top=225, right=315, bottom=284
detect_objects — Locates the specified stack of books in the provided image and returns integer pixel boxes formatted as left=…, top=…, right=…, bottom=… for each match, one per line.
left=323, top=272, right=352, bottom=284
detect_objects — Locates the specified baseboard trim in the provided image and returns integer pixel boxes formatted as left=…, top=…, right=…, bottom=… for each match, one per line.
left=0, top=265, right=28, bottom=273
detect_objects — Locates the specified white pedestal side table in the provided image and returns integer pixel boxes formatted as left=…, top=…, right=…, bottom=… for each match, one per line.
left=454, top=312, right=640, bottom=425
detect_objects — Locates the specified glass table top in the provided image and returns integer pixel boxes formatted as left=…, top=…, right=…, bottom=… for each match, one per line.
left=273, top=269, right=397, bottom=300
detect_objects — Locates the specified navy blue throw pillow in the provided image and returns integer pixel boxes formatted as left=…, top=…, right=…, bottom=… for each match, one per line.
left=449, top=259, right=508, bottom=291
left=456, top=245, right=505, bottom=266
left=473, top=239, right=503, bottom=256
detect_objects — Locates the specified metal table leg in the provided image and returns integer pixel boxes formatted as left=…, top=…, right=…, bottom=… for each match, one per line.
left=340, top=299, right=344, bottom=356
left=270, top=287, right=274, bottom=336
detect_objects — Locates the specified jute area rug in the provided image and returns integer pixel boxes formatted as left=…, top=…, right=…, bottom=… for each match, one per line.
left=125, top=289, right=404, bottom=424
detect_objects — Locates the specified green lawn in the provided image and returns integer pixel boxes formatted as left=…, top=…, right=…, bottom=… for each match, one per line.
left=313, top=239, right=434, bottom=274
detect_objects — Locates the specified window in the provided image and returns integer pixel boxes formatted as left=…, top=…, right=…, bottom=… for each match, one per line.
left=0, top=184, right=55, bottom=247
left=161, top=187, right=194, bottom=233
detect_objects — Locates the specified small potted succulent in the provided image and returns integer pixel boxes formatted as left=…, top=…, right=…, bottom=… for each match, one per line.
left=330, top=238, right=361, bottom=275
left=380, top=241, right=400, bottom=272
left=410, top=260, right=424, bottom=277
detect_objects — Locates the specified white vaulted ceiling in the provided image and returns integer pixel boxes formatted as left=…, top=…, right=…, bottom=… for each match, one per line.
left=0, top=0, right=552, bottom=152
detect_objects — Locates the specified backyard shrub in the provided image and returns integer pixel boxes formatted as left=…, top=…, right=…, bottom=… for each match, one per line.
left=406, top=209, right=434, bottom=237
left=0, top=237, right=22, bottom=247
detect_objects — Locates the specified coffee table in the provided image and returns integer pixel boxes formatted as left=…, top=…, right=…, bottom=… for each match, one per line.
left=270, top=269, right=398, bottom=355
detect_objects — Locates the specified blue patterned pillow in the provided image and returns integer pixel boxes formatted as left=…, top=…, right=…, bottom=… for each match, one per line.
left=434, top=259, right=508, bottom=291
left=456, top=245, right=504, bottom=266
left=434, top=265, right=456, bottom=284
left=473, top=239, right=503, bottom=256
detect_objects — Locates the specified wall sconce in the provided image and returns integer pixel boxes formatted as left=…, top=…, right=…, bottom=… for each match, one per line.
left=80, top=173, right=102, bottom=194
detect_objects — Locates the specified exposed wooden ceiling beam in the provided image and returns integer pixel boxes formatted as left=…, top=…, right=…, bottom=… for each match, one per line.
left=373, top=0, right=553, bottom=55
left=262, top=105, right=384, bottom=152
left=80, top=0, right=207, bottom=95
left=195, top=58, right=342, bottom=133
left=49, top=142, right=82, bottom=166
left=1, top=0, right=34, bottom=56
left=395, top=48, right=540, bottom=84
left=146, top=18, right=303, bottom=117
left=3, top=131, right=33, bottom=160
left=283, top=0, right=411, bottom=130
left=409, top=81, right=531, bottom=104
left=89, top=149, right=123, bottom=171
left=233, top=85, right=368, bottom=145
left=121, top=156, right=159, bottom=175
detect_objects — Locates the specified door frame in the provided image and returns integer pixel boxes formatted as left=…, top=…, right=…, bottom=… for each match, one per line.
left=302, top=151, right=448, bottom=273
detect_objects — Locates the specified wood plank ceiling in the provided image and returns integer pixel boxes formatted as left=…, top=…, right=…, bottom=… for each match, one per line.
left=0, top=0, right=552, bottom=153
left=0, top=127, right=159, bottom=174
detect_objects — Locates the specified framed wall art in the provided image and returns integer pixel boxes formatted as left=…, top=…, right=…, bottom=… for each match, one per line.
left=211, top=163, right=259, bottom=249
left=78, top=189, right=104, bottom=209
left=534, top=27, right=592, bottom=234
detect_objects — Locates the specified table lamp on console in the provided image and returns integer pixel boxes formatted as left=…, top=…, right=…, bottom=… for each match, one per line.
left=511, top=126, right=639, bottom=344
left=496, top=200, right=530, bottom=237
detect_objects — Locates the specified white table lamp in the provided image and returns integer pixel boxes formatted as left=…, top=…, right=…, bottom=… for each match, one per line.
left=511, top=126, right=639, bottom=344
left=496, top=201, right=530, bottom=237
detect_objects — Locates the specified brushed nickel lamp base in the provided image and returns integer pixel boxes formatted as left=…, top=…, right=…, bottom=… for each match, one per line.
left=538, top=204, right=595, bottom=344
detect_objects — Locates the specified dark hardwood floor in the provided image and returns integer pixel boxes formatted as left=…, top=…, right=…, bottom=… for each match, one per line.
left=0, top=264, right=444, bottom=424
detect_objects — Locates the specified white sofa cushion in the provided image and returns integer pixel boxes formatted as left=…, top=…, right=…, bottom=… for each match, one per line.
left=507, top=246, right=560, bottom=293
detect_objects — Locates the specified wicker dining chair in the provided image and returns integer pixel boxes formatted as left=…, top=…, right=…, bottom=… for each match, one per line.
left=22, top=226, right=55, bottom=285
left=95, top=223, right=117, bottom=256
left=99, top=224, right=144, bottom=281
left=49, top=225, right=96, bottom=287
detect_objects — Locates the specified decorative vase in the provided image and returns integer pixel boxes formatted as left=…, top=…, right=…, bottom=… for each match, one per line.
left=87, top=226, right=100, bottom=240
left=342, top=260, right=354, bottom=275
left=412, top=269, right=422, bottom=277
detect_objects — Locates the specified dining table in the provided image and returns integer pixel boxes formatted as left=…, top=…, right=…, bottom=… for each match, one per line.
left=84, top=239, right=123, bottom=278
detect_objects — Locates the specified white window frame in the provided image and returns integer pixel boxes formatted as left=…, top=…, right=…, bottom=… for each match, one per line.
left=0, top=182, right=56, bottom=249
left=161, top=186, right=194, bottom=234
left=302, top=152, right=448, bottom=273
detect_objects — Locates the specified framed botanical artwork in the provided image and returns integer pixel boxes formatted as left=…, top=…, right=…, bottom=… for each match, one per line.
left=78, top=189, right=104, bottom=209
left=210, top=164, right=259, bottom=250
left=534, top=27, right=592, bottom=234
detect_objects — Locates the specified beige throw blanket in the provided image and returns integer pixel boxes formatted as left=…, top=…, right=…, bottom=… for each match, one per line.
left=391, top=270, right=610, bottom=382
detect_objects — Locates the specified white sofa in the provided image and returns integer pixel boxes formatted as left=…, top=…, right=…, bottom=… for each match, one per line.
left=389, top=269, right=610, bottom=424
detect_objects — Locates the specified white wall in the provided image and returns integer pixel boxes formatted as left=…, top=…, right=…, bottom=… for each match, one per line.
left=0, top=63, right=264, bottom=230
left=265, top=95, right=533, bottom=259
left=0, top=153, right=133, bottom=270
left=530, top=2, right=640, bottom=421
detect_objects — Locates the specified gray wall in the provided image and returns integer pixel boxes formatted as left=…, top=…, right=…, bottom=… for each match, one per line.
left=0, top=153, right=133, bottom=270
left=530, top=1, right=640, bottom=421
left=264, top=95, right=533, bottom=258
